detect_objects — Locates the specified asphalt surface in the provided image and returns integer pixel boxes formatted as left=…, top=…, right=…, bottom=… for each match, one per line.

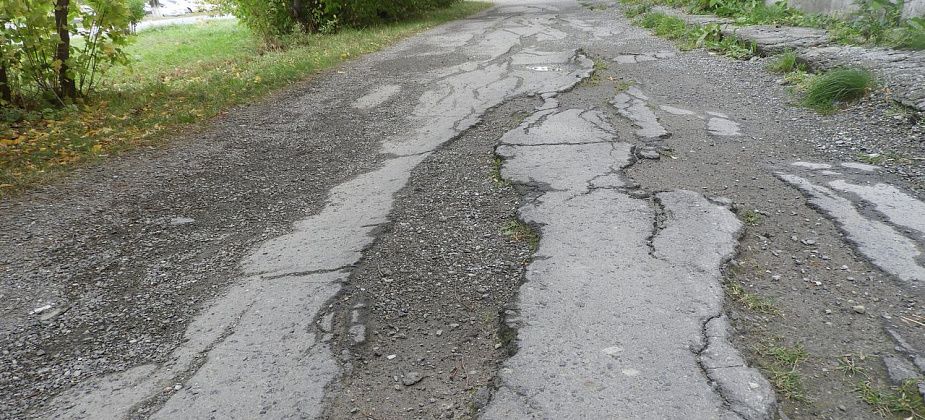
left=2, top=0, right=925, bottom=419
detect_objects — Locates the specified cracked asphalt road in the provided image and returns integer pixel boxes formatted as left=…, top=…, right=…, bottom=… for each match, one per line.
left=3, top=0, right=925, bottom=419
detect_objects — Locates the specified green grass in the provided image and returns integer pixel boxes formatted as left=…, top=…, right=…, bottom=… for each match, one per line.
left=800, top=68, right=874, bottom=113
left=856, top=379, right=925, bottom=419
left=0, top=1, right=492, bottom=196
left=501, top=219, right=540, bottom=251
left=767, top=51, right=805, bottom=74
left=758, top=343, right=809, bottom=401
left=726, top=280, right=778, bottom=314
left=636, top=12, right=755, bottom=58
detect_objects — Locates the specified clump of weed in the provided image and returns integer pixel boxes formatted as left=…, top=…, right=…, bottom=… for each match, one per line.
left=501, top=219, right=540, bottom=251
left=726, top=280, right=778, bottom=314
left=738, top=208, right=762, bottom=226
left=490, top=155, right=510, bottom=187
left=801, top=68, right=874, bottom=113
left=758, top=342, right=809, bottom=401
left=856, top=379, right=925, bottom=418
left=767, top=51, right=805, bottom=74
left=585, top=58, right=609, bottom=85
left=836, top=353, right=867, bottom=377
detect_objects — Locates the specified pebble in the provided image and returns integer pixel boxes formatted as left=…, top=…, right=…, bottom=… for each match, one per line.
left=402, top=372, right=424, bottom=386
left=853, top=305, right=866, bottom=314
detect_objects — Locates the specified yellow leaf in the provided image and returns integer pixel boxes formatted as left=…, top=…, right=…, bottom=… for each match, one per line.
left=91, top=144, right=103, bottom=154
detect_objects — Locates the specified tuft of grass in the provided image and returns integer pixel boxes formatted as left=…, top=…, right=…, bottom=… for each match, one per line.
left=767, top=51, right=805, bottom=74
left=801, top=68, right=874, bottom=113
left=758, top=343, right=809, bottom=401
left=856, top=379, right=925, bottom=418
left=0, top=2, right=493, bottom=197
left=501, top=219, right=540, bottom=251
left=726, top=280, right=778, bottom=314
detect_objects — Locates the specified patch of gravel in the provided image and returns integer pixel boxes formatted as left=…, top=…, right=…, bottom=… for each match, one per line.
left=320, top=98, right=538, bottom=420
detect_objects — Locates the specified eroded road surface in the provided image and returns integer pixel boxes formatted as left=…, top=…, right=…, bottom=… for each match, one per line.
left=3, top=1, right=925, bottom=419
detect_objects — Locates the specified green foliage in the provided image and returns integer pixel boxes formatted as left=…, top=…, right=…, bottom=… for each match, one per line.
left=212, top=0, right=462, bottom=43
left=127, top=0, right=147, bottom=28
left=801, top=68, right=874, bottom=112
left=0, top=0, right=131, bottom=107
left=637, top=12, right=755, bottom=58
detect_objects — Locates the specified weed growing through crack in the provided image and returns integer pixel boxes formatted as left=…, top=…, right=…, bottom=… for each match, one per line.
left=856, top=379, right=925, bottom=418
left=502, top=219, right=540, bottom=251
left=583, top=58, right=609, bottom=86
left=801, top=68, right=874, bottom=113
left=490, top=156, right=510, bottom=187
left=726, top=280, right=778, bottom=314
left=738, top=208, right=762, bottom=226
left=615, top=80, right=634, bottom=92
left=767, top=51, right=805, bottom=74
left=758, top=343, right=809, bottom=401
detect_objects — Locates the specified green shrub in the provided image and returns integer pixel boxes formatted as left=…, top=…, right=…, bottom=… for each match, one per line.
left=802, top=68, right=874, bottom=112
left=213, top=0, right=461, bottom=43
left=0, top=0, right=132, bottom=107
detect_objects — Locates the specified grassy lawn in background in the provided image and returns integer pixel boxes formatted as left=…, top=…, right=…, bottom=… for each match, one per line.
left=0, top=1, right=492, bottom=197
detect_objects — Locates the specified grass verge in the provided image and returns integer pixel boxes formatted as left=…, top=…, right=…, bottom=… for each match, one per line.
left=0, top=1, right=492, bottom=197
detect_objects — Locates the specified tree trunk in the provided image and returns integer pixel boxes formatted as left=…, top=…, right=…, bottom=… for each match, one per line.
left=54, top=0, right=76, bottom=100
left=0, top=62, right=11, bottom=104
left=290, top=0, right=309, bottom=32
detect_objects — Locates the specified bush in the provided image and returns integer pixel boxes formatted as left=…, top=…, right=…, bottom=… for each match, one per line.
left=213, top=0, right=461, bottom=43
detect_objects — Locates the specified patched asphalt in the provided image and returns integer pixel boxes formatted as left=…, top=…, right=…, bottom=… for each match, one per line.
left=3, top=1, right=925, bottom=419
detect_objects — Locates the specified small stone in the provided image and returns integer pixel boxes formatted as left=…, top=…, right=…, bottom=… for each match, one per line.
left=771, top=275, right=781, bottom=281
left=387, top=354, right=397, bottom=360
left=402, top=372, right=424, bottom=386
left=853, top=305, right=866, bottom=314
left=638, top=148, right=660, bottom=160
